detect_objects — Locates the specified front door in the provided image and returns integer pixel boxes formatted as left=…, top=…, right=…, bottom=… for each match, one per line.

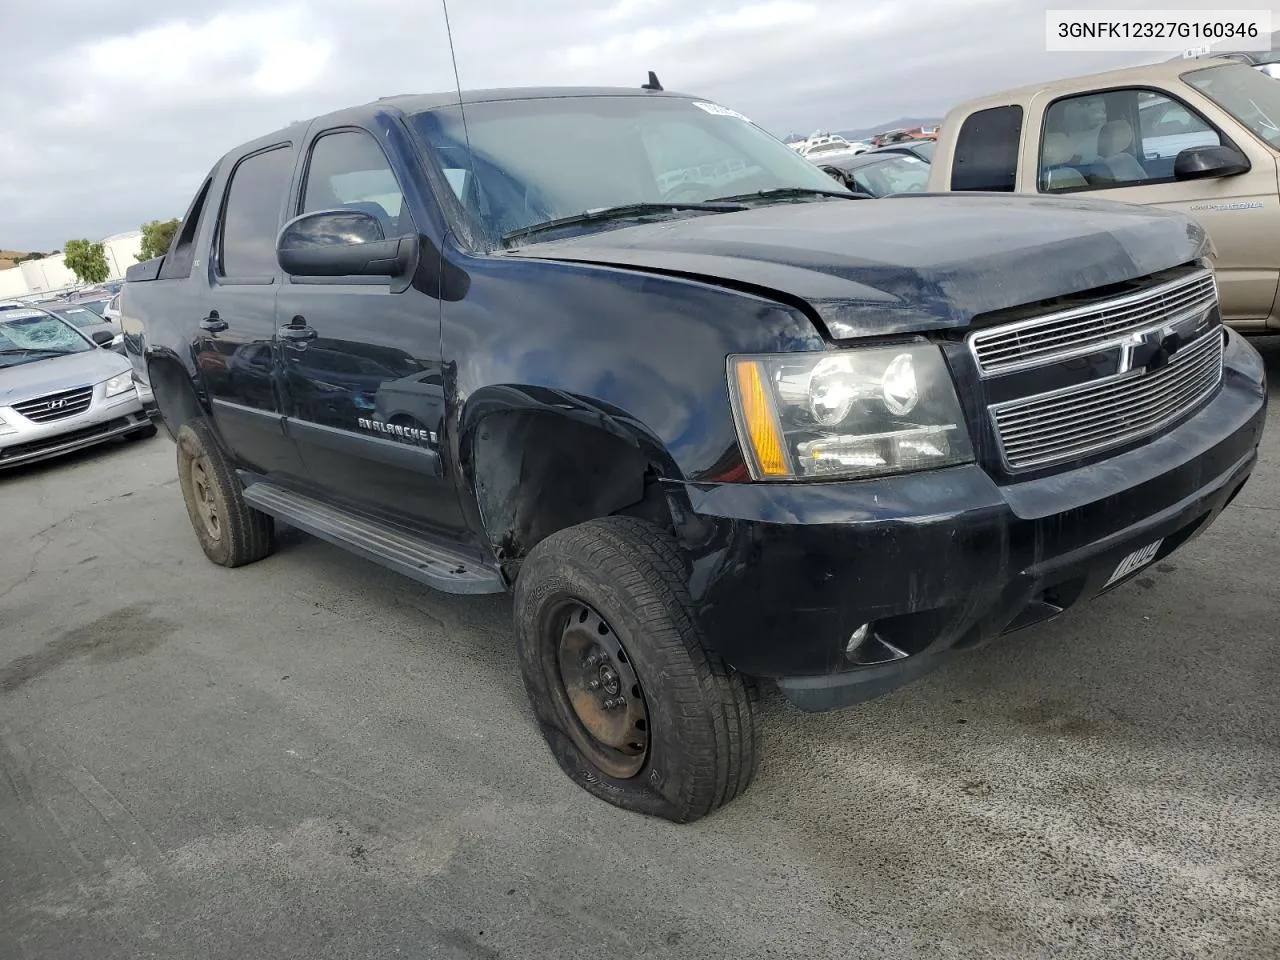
left=276, top=125, right=466, bottom=539
left=199, top=142, right=308, bottom=480
left=1033, top=85, right=1280, bottom=325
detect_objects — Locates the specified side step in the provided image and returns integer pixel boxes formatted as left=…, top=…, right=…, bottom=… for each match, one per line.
left=242, top=481, right=505, bottom=595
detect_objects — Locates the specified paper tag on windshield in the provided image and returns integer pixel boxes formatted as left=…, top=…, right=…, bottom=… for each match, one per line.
left=692, top=102, right=751, bottom=122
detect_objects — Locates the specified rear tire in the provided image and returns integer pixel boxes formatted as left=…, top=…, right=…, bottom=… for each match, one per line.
left=175, top=420, right=273, bottom=567
left=514, top=516, right=759, bottom=823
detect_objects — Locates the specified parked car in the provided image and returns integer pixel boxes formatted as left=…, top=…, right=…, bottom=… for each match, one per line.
left=819, top=151, right=931, bottom=195
left=124, top=83, right=1264, bottom=822
left=47, top=303, right=124, bottom=354
left=927, top=56, right=1280, bottom=332
left=0, top=306, right=157, bottom=469
left=102, top=292, right=123, bottom=325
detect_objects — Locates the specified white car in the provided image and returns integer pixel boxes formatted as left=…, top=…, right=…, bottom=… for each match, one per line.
left=102, top=292, right=123, bottom=325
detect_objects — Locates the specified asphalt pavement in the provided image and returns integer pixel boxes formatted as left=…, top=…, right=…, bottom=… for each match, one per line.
left=2, top=339, right=1278, bottom=960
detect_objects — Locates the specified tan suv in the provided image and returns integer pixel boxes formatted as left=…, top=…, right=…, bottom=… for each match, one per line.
left=928, top=57, right=1280, bottom=333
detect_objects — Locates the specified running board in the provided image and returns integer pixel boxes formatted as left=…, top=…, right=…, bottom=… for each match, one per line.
left=242, top=481, right=504, bottom=595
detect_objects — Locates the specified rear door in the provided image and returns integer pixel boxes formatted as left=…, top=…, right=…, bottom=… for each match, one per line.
left=1031, top=85, right=1280, bottom=325
left=199, top=142, right=309, bottom=479
left=275, top=123, right=466, bottom=537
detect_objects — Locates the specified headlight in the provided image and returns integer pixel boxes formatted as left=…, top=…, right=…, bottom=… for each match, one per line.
left=103, top=371, right=136, bottom=398
left=728, top=343, right=973, bottom=480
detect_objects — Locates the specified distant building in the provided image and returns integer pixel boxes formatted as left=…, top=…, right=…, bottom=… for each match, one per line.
left=0, top=230, right=143, bottom=299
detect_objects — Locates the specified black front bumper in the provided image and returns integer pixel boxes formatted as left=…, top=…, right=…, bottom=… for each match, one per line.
left=671, top=329, right=1268, bottom=711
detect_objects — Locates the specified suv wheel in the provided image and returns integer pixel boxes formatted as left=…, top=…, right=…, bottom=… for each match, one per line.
left=514, top=517, right=759, bottom=822
left=175, top=420, right=273, bottom=567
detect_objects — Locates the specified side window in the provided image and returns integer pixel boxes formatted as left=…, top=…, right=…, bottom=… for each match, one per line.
left=950, top=105, right=1023, bottom=192
left=1040, top=89, right=1223, bottom=193
left=301, top=130, right=412, bottom=237
left=1136, top=92, right=1221, bottom=157
left=219, top=146, right=294, bottom=280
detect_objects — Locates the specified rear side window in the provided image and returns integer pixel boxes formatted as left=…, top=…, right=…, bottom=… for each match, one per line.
left=218, top=145, right=294, bottom=281
left=158, top=175, right=213, bottom=280
left=950, top=105, right=1023, bottom=192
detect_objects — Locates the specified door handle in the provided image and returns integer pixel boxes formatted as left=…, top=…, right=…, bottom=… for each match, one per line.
left=200, top=311, right=227, bottom=332
left=278, top=317, right=317, bottom=342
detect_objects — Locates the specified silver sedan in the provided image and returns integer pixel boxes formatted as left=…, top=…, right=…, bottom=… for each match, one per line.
left=0, top=306, right=158, bottom=469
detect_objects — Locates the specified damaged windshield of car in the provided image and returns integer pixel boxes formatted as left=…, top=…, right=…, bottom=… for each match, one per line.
left=1183, top=62, right=1280, bottom=148
left=410, top=95, right=850, bottom=245
left=0, top=310, right=92, bottom=366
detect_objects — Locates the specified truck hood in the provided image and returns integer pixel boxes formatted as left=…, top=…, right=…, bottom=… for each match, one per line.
left=505, top=193, right=1209, bottom=337
left=0, top=348, right=128, bottom=406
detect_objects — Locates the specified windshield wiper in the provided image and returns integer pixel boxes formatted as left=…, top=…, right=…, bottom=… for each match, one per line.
left=0, top=347, right=74, bottom=358
left=501, top=201, right=747, bottom=245
left=708, top=186, right=866, bottom=204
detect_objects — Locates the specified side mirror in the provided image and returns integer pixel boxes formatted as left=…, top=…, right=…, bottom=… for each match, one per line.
left=90, top=330, right=114, bottom=346
left=1174, top=144, right=1251, bottom=181
left=276, top=209, right=419, bottom=288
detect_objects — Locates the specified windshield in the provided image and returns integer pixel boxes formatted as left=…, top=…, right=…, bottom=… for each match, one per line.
left=73, top=299, right=110, bottom=316
left=409, top=96, right=847, bottom=246
left=910, top=140, right=937, bottom=160
left=1183, top=62, right=1280, bottom=148
left=50, top=306, right=105, bottom=329
left=844, top=155, right=931, bottom=197
left=0, top=310, right=92, bottom=367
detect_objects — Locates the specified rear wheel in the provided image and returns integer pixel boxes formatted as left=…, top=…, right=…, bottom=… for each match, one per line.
left=514, top=517, right=759, bottom=823
left=175, top=420, right=273, bottom=567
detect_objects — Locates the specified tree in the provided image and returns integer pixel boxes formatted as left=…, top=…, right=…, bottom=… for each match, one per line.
left=14, top=252, right=45, bottom=263
left=63, top=239, right=110, bottom=284
left=137, top=218, right=181, bottom=261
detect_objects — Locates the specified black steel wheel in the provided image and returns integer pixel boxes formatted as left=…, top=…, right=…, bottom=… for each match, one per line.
left=514, top=516, right=759, bottom=823
left=550, top=600, right=650, bottom=780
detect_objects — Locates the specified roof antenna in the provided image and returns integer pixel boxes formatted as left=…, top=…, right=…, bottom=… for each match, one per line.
left=440, top=0, right=484, bottom=245
left=641, top=71, right=663, bottom=91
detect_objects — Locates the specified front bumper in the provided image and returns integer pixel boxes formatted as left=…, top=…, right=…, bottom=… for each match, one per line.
left=0, top=386, right=153, bottom=470
left=673, top=328, right=1267, bottom=711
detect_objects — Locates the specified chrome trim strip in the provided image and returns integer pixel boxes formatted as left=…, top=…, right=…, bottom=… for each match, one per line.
left=967, top=269, right=1218, bottom=376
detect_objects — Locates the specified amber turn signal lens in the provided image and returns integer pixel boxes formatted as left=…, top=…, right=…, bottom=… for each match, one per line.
left=733, top=359, right=789, bottom=476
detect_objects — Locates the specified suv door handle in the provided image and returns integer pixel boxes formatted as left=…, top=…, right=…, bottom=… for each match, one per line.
left=200, top=311, right=227, bottom=332
left=278, top=318, right=317, bottom=342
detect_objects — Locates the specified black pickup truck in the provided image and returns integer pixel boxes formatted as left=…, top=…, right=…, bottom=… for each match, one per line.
left=124, top=84, right=1267, bottom=822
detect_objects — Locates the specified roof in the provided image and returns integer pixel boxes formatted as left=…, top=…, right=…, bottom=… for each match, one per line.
left=374, top=86, right=696, bottom=114
left=949, top=55, right=1244, bottom=113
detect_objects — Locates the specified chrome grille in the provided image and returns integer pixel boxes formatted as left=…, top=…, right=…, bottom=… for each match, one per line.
left=991, top=329, right=1224, bottom=471
left=12, top=386, right=93, bottom=423
left=970, top=270, right=1217, bottom=375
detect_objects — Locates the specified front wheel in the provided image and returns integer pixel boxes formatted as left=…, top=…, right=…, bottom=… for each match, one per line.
left=514, top=517, right=759, bottom=822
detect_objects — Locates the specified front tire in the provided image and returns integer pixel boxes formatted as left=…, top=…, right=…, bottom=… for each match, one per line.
left=175, top=420, right=273, bottom=567
left=514, top=517, right=759, bottom=823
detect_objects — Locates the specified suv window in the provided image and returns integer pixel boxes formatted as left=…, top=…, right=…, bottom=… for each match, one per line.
left=219, top=145, right=293, bottom=280
left=1039, top=89, right=1222, bottom=193
left=949, top=106, right=1022, bottom=191
left=301, top=129, right=411, bottom=238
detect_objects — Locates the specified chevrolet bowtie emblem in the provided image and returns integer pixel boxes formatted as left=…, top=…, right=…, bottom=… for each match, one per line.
left=1118, top=326, right=1186, bottom=375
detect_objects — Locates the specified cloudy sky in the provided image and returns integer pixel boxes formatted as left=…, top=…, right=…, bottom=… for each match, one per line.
left=0, top=0, right=1271, bottom=250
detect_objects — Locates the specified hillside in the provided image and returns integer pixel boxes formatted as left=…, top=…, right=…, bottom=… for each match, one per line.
left=0, top=250, right=29, bottom=270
